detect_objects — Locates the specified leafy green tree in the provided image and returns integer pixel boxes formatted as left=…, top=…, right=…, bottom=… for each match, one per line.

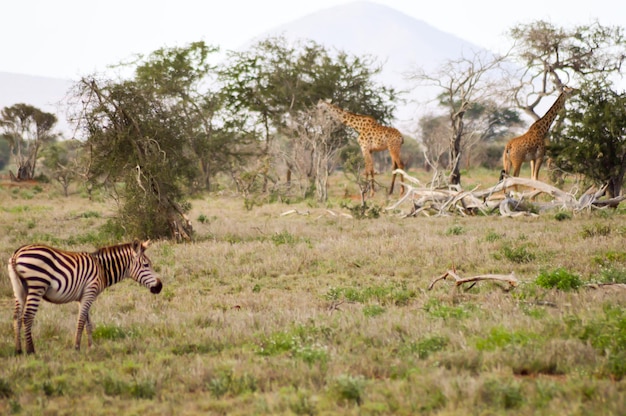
left=0, top=103, right=58, bottom=180
left=75, top=42, right=225, bottom=240
left=219, top=36, right=397, bottom=200
left=0, top=136, right=10, bottom=171
left=551, top=80, right=626, bottom=198
left=40, top=140, right=82, bottom=196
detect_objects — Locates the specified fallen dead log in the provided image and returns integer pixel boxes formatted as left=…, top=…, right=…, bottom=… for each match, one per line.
left=429, top=269, right=519, bottom=292
left=387, top=169, right=624, bottom=217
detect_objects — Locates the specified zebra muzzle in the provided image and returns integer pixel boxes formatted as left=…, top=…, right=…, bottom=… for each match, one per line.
left=150, top=280, right=163, bottom=294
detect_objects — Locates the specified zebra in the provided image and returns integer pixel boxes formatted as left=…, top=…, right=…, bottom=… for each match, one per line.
left=8, top=239, right=163, bottom=354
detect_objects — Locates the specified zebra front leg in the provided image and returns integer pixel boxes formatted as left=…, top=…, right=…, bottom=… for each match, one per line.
left=75, top=298, right=95, bottom=351
left=85, top=312, right=93, bottom=349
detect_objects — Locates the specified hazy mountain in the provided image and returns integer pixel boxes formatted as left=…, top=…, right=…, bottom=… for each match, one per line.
left=257, top=1, right=485, bottom=130
left=0, top=71, right=75, bottom=135
left=1, top=1, right=483, bottom=135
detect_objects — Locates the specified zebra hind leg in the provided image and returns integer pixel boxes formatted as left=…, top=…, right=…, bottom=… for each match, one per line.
left=8, top=262, right=26, bottom=354
left=13, top=299, right=24, bottom=354
left=22, top=291, right=45, bottom=354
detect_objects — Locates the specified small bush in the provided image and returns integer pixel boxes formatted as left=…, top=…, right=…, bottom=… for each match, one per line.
left=332, top=374, right=366, bottom=406
left=445, top=225, right=465, bottom=236
left=554, top=211, right=572, bottom=221
left=0, top=377, right=13, bottom=398
left=363, top=304, right=386, bottom=317
left=581, top=223, right=611, bottom=238
left=478, top=379, right=524, bottom=410
left=501, top=244, right=536, bottom=263
left=535, top=268, right=582, bottom=291
left=424, top=299, right=469, bottom=320
left=414, top=336, right=448, bottom=359
left=475, top=326, right=535, bottom=351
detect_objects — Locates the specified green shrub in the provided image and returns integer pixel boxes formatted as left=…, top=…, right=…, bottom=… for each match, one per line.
left=554, top=211, right=572, bottom=221
left=535, top=268, right=582, bottom=291
left=581, top=223, right=611, bottom=238
left=363, top=304, right=385, bottom=317
left=445, top=225, right=465, bottom=236
left=478, top=379, right=524, bottom=410
left=332, top=374, right=366, bottom=406
left=501, top=244, right=536, bottom=263
left=0, top=378, right=13, bottom=398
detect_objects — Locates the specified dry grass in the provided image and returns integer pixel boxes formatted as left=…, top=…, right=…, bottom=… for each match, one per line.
left=0, top=170, right=625, bottom=415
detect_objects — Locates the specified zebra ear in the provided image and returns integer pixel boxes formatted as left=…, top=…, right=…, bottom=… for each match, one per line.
left=141, top=240, right=151, bottom=251
left=132, top=239, right=143, bottom=255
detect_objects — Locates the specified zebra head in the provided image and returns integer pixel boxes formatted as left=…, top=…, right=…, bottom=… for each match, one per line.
left=128, top=240, right=163, bottom=294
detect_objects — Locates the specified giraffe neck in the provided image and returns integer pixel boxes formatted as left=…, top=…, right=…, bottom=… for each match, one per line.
left=531, top=92, right=567, bottom=135
left=325, top=103, right=367, bottom=132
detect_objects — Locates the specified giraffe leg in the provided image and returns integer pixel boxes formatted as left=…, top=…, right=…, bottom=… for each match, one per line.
left=362, top=149, right=375, bottom=197
left=532, top=158, right=544, bottom=181
left=389, top=157, right=405, bottom=195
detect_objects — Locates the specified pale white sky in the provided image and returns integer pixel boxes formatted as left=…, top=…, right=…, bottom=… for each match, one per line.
left=2, top=0, right=624, bottom=79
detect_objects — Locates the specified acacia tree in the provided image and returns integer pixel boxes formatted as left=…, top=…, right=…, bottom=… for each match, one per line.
left=0, top=103, right=58, bottom=180
left=551, top=80, right=626, bottom=198
left=219, top=36, right=397, bottom=200
left=409, top=51, right=511, bottom=184
left=74, top=42, right=226, bottom=240
left=508, top=20, right=626, bottom=122
left=40, top=140, right=82, bottom=196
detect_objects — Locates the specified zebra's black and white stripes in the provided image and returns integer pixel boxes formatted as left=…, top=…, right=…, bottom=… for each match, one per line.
left=8, top=240, right=162, bottom=354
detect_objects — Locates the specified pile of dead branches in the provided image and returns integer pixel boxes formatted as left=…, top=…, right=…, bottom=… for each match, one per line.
left=387, top=169, right=625, bottom=217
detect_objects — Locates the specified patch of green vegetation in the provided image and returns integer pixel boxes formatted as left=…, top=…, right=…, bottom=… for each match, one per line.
left=171, top=343, right=222, bottom=356
left=324, top=283, right=416, bottom=306
left=554, top=210, right=572, bottom=221
left=535, top=268, right=582, bottom=291
left=363, top=304, right=385, bottom=317
left=102, top=375, right=156, bottom=399
left=576, top=305, right=626, bottom=379
left=596, top=267, right=626, bottom=284
left=478, top=378, right=524, bottom=410
left=0, top=378, right=13, bottom=398
left=581, top=223, right=611, bottom=238
left=331, top=374, right=366, bottom=406
left=475, top=326, right=536, bottom=351
left=256, top=325, right=329, bottom=366
left=80, top=210, right=101, bottom=218
left=484, top=230, right=502, bottom=242
left=339, top=201, right=382, bottom=219
left=445, top=225, right=465, bottom=235
left=423, top=298, right=469, bottom=320
left=206, top=368, right=257, bottom=398
left=41, top=376, right=68, bottom=397
left=92, top=325, right=129, bottom=341
left=271, top=230, right=297, bottom=246
left=403, top=335, right=448, bottom=359
left=593, top=250, right=626, bottom=266
left=497, top=243, right=536, bottom=263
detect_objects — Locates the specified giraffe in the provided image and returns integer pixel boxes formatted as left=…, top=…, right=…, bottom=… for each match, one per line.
left=502, top=86, right=577, bottom=182
left=317, top=100, right=405, bottom=196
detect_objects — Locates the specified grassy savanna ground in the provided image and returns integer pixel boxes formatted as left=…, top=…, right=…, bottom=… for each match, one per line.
left=0, top=168, right=625, bottom=415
